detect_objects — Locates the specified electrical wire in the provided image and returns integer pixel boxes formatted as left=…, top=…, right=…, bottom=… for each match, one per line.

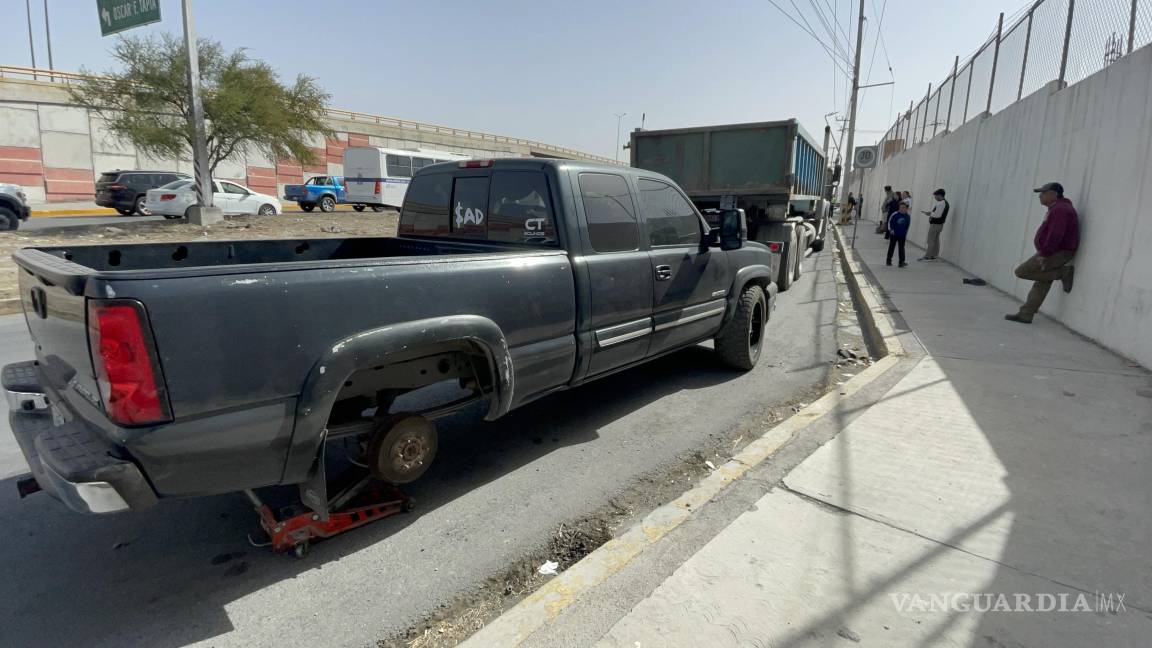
left=766, top=0, right=853, bottom=78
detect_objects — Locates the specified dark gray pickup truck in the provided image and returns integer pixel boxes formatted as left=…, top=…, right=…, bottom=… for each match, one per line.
left=4, top=158, right=776, bottom=520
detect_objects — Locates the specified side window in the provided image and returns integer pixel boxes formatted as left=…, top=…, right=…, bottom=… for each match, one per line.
left=451, top=176, right=489, bottom=238
left=579, top=173, right=638, bottom=252
left=412, top=157, right=433, bottom=172
left=386, top=154, right=412, bottom=178
left=399, top=172, right=452, bottom=235
left=221, top=181, right=247, bottom=194
left=488, top=171, right=557, bottom=245
left=638, top=178, right=701, bottom=246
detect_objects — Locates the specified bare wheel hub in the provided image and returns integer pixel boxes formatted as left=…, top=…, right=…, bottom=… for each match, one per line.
left=368, top=414, right=438, bottom=484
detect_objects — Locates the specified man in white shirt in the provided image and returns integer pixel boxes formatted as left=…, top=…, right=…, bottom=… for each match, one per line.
left=919, top=189, right=949, bottom=261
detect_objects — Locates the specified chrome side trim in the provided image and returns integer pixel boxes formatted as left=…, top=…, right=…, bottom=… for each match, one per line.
left=595, top=318, right=653, bottom=348
left=654, top=299, right=727, bottom=332
left=711, top=289, right=727, bottom=298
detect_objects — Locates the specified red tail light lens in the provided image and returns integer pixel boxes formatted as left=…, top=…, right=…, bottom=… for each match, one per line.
left=107, top=184, right=126, bottom=190
left=767, top=241, right=783, bottom=253
left=374, top=179, right=382, bottom=194
left=457, top=159, right=494, bottom=168
left=88, top=300, right=172, bottom=426
left=159, top=193, right=177, bottom=201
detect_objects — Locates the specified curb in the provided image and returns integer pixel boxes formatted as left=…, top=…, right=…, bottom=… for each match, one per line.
left=460, top=237, right=906, bottom=648
left=833, top=224, right=905, bottom=357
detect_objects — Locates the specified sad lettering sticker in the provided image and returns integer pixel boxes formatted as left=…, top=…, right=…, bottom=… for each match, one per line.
left=455, top=202, right=484, bottom=227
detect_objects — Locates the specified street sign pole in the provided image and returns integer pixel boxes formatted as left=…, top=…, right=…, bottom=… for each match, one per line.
left=180, top=0, right=221, bottom=224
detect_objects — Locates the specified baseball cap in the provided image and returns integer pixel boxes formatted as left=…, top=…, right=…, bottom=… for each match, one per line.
left=1033, top=182, right=1064, bottom=194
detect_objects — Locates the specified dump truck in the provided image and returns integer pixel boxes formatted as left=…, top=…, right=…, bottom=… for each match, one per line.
left=630, top=119, right=830, bottom=290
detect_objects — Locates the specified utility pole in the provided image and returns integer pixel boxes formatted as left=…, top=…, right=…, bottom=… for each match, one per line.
left=181, top=0, right=221, bottom=224
left=839, top=0, right=866, bottom=208
left=613, top=112, right=627, bottom=163
left=25, top=0, right=38, bottom=80
left=43, top=0, right=54, bottom=76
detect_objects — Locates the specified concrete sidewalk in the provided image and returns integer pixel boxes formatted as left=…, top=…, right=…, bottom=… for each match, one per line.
left=471, top=224, right=1152, bottom=647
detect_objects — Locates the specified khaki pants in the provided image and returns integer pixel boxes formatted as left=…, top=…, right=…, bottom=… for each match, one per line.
left=925, top=223, right=944, bottom=258
left=1014, top=250, right=1075, bottom=317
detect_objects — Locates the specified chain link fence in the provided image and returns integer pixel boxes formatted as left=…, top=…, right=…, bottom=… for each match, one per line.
left=878, top=0, right=1152, bottom=160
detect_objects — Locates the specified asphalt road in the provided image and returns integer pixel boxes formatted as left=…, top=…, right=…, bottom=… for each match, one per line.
left=0, top=250, right=841, bottom=648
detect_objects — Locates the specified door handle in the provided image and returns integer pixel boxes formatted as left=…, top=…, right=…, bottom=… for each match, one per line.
left=655, top=265, right=672, bottom=281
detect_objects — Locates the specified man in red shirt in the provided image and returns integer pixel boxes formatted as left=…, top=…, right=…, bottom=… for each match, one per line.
left=1005, top=182, right=1079, bottom=324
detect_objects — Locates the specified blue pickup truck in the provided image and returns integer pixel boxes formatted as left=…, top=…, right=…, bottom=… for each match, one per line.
left=282, top=175, right=386, bottom=213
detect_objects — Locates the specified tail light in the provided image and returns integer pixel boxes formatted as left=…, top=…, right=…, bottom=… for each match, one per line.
left=159, top=194, right=177, bottom=201
left=767, top=241, right=783, bottom=253
left=87, top=300, right=172, bottom=426
left=458, top=159, right=494, bottom=168
left=374, top=180, right=381, bottom=194
left=107, top=184, right=126, bottom=190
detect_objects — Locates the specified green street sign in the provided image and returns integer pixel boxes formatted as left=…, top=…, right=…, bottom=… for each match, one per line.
left=97, top=0, right=161, bottom=37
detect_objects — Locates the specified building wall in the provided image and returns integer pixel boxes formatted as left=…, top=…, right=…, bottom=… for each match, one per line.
left=853, top=44, right=1152, bottom=368
left=0, top=76, right=609, bottom=203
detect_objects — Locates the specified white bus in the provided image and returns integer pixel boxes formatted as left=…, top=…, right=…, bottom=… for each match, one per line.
left=344, top=146, right=471, bottom=209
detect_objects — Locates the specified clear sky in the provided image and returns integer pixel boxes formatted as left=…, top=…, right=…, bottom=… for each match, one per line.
left=3, top=0, right=1026, bottom=160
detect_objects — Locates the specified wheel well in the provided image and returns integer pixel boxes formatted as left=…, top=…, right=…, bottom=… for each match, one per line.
left=325, top=343, right=495, bottom=426
left=0, top=197, right=21, bottom=213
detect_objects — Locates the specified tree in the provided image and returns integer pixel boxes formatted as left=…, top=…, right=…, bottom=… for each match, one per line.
left=70, top=34, right=333, bottom=174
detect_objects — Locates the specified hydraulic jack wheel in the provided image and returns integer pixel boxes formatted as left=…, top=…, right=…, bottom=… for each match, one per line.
left=245, top=413, right=435, bottom=557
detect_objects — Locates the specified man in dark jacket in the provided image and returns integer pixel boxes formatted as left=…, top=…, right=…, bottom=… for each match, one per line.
left=1005, top=182, right=1079, bottom=324
left=886, top=201, right=911, bottom=267
left=919, top=188, right=949, bottom=260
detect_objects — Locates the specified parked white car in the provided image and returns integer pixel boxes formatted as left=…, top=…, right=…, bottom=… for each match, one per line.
left=145, top=179, right=282, bottom=219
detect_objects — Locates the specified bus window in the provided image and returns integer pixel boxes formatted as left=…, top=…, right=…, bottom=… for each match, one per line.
left=386, top=154, right=412, bottom=178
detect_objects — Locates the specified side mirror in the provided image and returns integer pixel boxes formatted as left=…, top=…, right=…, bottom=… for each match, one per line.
left=719, top=208, right=746, bottom=250
left=704, top=227, right=720, bottom=247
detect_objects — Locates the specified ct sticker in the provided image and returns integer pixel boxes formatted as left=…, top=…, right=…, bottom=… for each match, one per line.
left=455, top=202, right=484, bottom=227
left=525, top=217, right=546, bottom=231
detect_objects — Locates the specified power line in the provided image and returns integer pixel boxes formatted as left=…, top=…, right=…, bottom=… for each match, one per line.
left=790, top=0, right=850, bottom=65
left=807, top=0, right=852, bottom=62
left=765, top=0, right=853, bottom=77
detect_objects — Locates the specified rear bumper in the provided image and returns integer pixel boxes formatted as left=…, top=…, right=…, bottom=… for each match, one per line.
left=16, top=204, right=30, bottom=220
left=3, top=361, right=158, bottom=514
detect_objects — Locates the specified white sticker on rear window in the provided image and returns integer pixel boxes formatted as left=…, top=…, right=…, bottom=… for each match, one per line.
left=455, top=201, right=484, bottom=227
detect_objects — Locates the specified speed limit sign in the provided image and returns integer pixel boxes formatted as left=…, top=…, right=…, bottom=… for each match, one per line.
left=853, top=146, right=878, bottom=169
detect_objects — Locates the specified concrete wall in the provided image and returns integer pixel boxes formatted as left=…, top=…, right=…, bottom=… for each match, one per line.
left=853, top=44, right=1152, bottom=368
left=0, top=76, right=611, bottom=203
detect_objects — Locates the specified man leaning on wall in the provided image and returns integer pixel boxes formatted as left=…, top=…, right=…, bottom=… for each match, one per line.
left=1005, top=182, right=1079, bottom=324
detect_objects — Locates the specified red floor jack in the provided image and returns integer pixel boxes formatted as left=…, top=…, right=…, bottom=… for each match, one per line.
left=245, top=413, right=437, bottom=557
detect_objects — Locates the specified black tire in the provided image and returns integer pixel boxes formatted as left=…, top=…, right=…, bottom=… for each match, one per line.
left=367, top=414, right=438, bottom=484
left=257, top=203, right=276, bottom=216
left=371, top=205, right=386, bottom=213
left=134, top=195, right=152, bottom=216
left=352, top=204, right=366, bottom=212
left=318, top=195, right=336, bottom=213
left=793, top=230, right=804, bottom=282
left=115, top=207, right=135, bottom=217
left=300, top=203, right=315, bottom=213
left=164, top=214, right=182, bottom=220
left=811, top=238, right=825, bottom=252
left=714, top=284, right=767, bottom=371
left=0, top=207, right=17, bottom=231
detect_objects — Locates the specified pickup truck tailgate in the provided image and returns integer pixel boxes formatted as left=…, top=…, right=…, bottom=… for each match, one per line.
left=15, top=254, right=101, bottom=409
left=282, top=184, right=308, bottom=200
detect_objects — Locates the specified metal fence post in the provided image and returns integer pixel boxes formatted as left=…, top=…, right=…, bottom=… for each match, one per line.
left=1019, top=8, right=1034, bottom=100
left=987, top=12, right=1004, bottom=113
left=932, top=87, right=942, bottom=137
left=1059, top=0, right=1076, bottom=83
left=920, top=84, right=931, bottom=142
left=1128, top=0, right=1138, bottom=53
left=946, top=55, right=959, bottom=132
left=905, top=100, right=914, bottom=149
left=963, top=58, right=974, bottom=122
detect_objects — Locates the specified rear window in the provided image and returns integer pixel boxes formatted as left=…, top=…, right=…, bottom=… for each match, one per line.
left=159, top=179, right=192, bottom=190
left=578, top=173, right=638, bottom=252
left=98, top=172, right=120, bottom=183
left=399, top=170, right=557, bottom=246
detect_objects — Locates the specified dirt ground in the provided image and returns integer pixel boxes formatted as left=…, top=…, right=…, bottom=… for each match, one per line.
left=0, top=211, right=399, bottom=313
